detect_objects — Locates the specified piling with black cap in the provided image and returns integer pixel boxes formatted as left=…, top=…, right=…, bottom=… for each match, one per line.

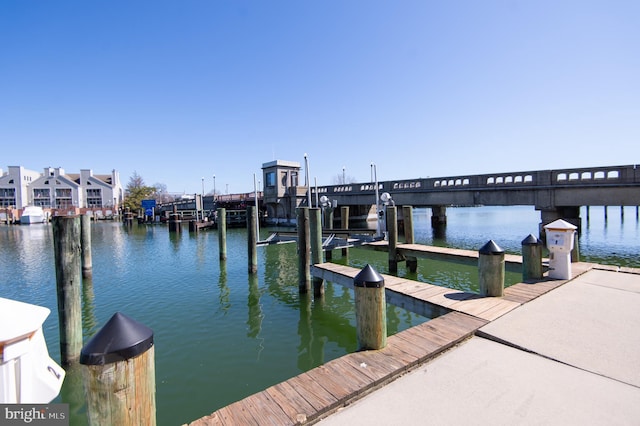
left=354, top=265, right=387, bottom=350
left=80, top=312, right=156, bottom=426
left=478, top=240, right=505, bottom=297
left=522, top=234, right=543, bottom=281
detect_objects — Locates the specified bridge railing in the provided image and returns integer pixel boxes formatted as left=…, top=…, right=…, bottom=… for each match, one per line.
left=311, top=164, right=638, bottom=198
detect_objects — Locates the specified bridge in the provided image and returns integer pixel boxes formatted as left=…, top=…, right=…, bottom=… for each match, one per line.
left=310, top=164, right=640, bottom=228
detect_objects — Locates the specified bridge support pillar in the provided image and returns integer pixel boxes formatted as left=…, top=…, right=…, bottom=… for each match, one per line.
left=431, top=206, right=447, bottom=228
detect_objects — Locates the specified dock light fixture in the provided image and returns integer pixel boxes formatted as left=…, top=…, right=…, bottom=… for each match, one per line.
left=381, top=192, right=394, bottom=206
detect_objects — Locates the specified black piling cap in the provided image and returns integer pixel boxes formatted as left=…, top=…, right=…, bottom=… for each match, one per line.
left=521, top=234, right=540, bottom=246
left=479, top=240, right=504, bottom=255
left=80, top=312, right=154, bottom=366
left=354, top=264, right=385, bottom=288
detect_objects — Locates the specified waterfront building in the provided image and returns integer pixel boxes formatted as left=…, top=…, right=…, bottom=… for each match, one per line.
left=0, top=165, right=123, bottom=221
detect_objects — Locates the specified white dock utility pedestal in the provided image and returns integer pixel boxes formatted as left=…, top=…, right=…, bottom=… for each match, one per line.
left=543, top=219, right=578, bottom=280
left=0, top=297, right=66, bottom=403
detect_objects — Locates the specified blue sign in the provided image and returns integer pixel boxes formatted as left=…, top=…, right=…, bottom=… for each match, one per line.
left=145, top=208, right=154, bottom=217
left=141, top=199, right=156, bottom=209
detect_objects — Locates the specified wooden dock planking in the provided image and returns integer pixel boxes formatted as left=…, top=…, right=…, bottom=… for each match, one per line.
left=265, top=382, right=317, bottom=423
left=189, top=310, right=488, bottom=426
left=190, top=250, right=597, bottom=425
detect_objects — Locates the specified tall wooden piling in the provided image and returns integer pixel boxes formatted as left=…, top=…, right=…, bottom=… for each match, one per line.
left=80, top=312, right=156, bottom=426
left=387, top=206, right=398, bottom=273
left=309, top=208, right=324, bottom=297
left=521, top=234, right=543, bottom=281
left=247, top=206, right=257, bottom=274
left=402, top=206, right=417, bottom=273
left=217, top=208, right=227, bottom=261
left=80, top=214, right=93, bottom=278
left=354, top=265, right=387, bottom=350
left=297, top=207, right=311, bottom=293
left=478, top=240, right=505, bottom=297
left=324, top=207, right=334, bottom=261
left=52, top=215, right=83, bottom=365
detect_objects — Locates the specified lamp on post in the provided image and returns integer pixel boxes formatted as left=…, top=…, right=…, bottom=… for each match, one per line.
left=342, top=166, right=346, bottom=184
left=201, top=177, right=205, bottom=221
left=213, top=175, right=216, bottom=201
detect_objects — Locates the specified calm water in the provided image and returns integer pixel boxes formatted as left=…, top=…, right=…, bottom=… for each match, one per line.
left=0, top=205, right=637, bottom=425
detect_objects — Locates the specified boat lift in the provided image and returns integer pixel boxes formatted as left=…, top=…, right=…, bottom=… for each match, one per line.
left=257, top=229, right=381, bottom=249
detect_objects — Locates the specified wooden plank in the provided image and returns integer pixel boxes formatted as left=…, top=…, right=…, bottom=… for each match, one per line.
left=240, top=391, right=295, bottom=426
left=321, top=359, right=375, bottom=394
left=287, top=373, right=339, bottom=414
left=216, top=403, right=257, bottom=426
left=265, top=381, right=316, bottom=424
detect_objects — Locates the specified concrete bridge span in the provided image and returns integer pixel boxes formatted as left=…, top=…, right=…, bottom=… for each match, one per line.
left=311, top=164, right=640, bottom=228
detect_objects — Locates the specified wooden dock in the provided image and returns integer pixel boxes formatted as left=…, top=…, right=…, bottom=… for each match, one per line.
left=363, top=240, right=526, bottom=265
left=188, top=246, right=595, bottom=425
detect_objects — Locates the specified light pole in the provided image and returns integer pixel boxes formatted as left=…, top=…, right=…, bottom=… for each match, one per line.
left=371, top=163, right=381, bottom=237
left=201, top=177, right=205, bottom=221
left=343, top=166, right=346, bottom=184
left=304, top=153, right=312, bottom=207
left=213, top=175, right=216, bottom=201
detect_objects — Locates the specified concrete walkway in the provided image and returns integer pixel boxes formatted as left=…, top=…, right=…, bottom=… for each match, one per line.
left=318, top=268, right=640, bottom=425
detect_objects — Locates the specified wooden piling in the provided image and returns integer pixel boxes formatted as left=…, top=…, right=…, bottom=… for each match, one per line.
left=402, top=206, right=417, bottom=273
left=217, top=208, right=227, bottom=261
left=521, top=234, right=543, bottom=281
left=309, top=208, right=324, bottom=297
left=52, top=215, right=83, bottom=366
left=387, top=206, right=398, bottom=273
left=80, top=214, right=93, bottom=278
left=247, top=206, right=257, bottom=274
left=80, top=312, right=156, bottom=426
left=169, top=205, right=181, bottom=233
left=297, top=207, right=311, bottom=293
left=478, top=240, right=505, bottom=297
left=189, top=219, right=198, bottom=233
left=354, top=265, right=387, bottom=350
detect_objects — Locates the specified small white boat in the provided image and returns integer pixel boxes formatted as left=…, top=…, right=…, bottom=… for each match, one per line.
left=20, top=206, right=46, bottom=224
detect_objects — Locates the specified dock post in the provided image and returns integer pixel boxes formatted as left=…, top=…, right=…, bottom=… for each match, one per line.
left=354, top=265, right=387, bottom=350
left=521, top=234, right=543, bottom=281
left=189, top=219, right=198, bottom=233
left=478, top=240, right=505, bottom=297
left=310, top=207, right=324, bottom=296
left=402, top=206, right=417, bottom=273
left=52, top=215, right=83, bottom=366
left=387, top=205, right=398, bottom=273
left=169, top=205, right=181, bottom=233
left=80, top=214, right=93, bottom=278
left=247, top=206, right=258, bottom=274
left=341, top=206, right=349, bottom=257
left=80, top=312, right=156, bottom=426
left=297, top=207, right=311, bottom=293
left=217, top=207, right=227, bottom=261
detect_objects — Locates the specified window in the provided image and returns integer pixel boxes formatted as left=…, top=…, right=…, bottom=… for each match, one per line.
left=266, top=172, right=276, bottom=187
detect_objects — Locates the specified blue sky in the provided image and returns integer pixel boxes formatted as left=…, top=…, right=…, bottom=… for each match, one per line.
left=1, top=1, right=638, bottom=195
